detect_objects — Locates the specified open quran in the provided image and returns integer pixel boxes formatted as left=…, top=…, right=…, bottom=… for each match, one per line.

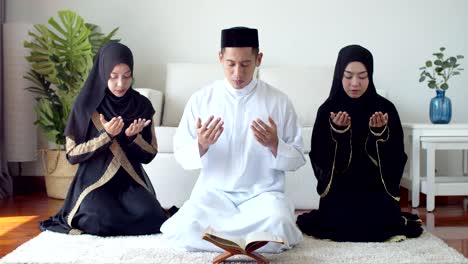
left=202, top=226, right=287, bottom=264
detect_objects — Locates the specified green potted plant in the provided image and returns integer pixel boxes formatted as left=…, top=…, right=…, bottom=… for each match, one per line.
left=23, top=10, right=119, bottom=199
left=419, top=47, right=464, bottom=124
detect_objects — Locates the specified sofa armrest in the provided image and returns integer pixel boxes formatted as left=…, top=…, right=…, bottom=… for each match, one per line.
left=134, top=88, right=164, bottom=126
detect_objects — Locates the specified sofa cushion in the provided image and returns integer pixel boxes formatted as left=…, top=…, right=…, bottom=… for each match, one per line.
left=133, top=88, right=164, bottom=126
left=259, top=66, right=333, bottom=127
left=163, top=63, right=224, bottom=127
left=143, top=153, right=200, bottom=208
left=155, top=126, right=177, bottom=153
left=285, top=160, right=320, bottom=210
left=302, top=126, right=312, bottom=153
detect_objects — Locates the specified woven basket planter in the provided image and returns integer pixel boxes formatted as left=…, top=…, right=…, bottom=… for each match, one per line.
left=42, top=149, right=77, bottom=199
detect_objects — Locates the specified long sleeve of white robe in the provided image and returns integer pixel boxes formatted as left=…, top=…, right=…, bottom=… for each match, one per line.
left=173, top=79, right=305, bottom=196
left=270, top=98, right=306, bottom=171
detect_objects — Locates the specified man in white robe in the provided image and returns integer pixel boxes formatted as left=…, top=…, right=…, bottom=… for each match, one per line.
left=161, top=27, right=306, bottom=253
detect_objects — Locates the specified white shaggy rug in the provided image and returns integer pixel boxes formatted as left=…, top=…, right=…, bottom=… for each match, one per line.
left=1, top=231, right=467, bottom=264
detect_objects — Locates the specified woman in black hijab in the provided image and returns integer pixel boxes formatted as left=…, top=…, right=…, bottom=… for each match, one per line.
left=296, top=45, right=423, bottom=242
left=40, top=42, right=170, bottom=236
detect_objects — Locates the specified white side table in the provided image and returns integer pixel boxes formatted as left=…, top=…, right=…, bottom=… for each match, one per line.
left=421, top=137, right=468, bottom=211
left=401, top=123, right=468, bottom=209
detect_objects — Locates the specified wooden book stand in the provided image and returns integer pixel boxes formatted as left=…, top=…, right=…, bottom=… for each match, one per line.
left=212, top=241, right=269, bottom=264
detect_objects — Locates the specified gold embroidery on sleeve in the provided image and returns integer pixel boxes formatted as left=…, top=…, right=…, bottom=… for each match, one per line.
left=151, top=124, right=158, bottom=151
left=134, top=134, right=157, bottom=154
left=320, top=139, right=337, bottom=198
left=132, top=124, right=158, bottom=154
left=320, top=126, right=353, bottom=197
left=369, top=124, right=388, bottom=136
left=66, top=133, right=111, bottom=157
left=66, top=136, right=76, bottom=152
left=92, top=112, right=104, bottom=131
left=402, top=215, right=408, bottom=226
left=374, top=127, right=400, bottom=202
left=365, top=135, right=379, bottom=166
left=329, top=118, right=351, bottom=134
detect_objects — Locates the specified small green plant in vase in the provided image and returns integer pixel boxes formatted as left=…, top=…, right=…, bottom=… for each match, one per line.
left=418, top=47, right=464, bottom=124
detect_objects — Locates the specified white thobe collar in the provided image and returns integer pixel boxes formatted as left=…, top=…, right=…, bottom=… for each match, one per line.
left=224, top=78, right=258, bottom=99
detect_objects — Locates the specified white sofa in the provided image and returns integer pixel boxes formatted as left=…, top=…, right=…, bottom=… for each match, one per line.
left=139, top=63, right=339, bottom=210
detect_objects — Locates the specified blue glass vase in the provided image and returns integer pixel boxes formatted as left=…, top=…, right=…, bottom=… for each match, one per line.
left=429, top=89, right=452, bottom=124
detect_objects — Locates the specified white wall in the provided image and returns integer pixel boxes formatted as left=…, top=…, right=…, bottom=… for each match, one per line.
left=5, top=0, right=468, bottom=176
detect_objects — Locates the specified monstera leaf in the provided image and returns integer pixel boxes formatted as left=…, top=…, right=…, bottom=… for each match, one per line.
left=86, top=23, right=119, bottom=56
left=24, top=10, right=93, bottom=95
left=23, top=10, right=119, bottom=146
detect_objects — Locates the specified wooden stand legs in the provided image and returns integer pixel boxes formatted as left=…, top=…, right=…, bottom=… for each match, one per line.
left=212, top=250, right=269, bottom=264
